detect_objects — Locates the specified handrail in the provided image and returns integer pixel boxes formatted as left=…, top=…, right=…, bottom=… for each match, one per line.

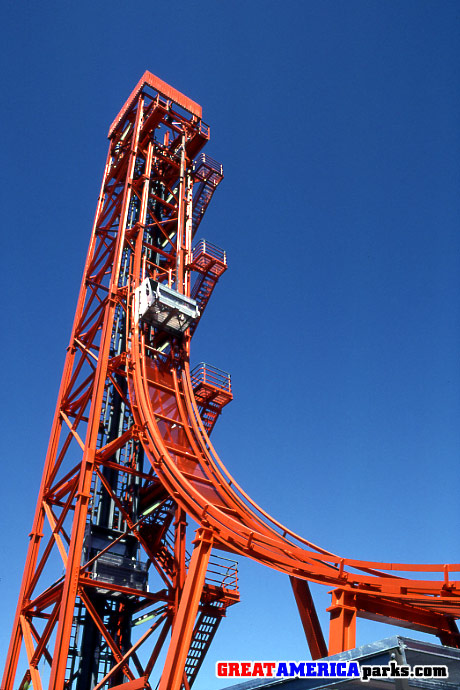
left=192, top=239, right=226, bottom=265
left=191, top=363, right=231, bottom=395
left=193, top=153, right=223, bottom=176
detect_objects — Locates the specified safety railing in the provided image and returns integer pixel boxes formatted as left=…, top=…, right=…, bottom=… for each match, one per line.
left=198, top=122, right=211, bottom=138
left=192, top=239, right=227, bottom=267
left=193, top=152, right=223, bottom=176
left=205, top=554, right=239, bottom=593
left=191, top=362, right=232, bottom=396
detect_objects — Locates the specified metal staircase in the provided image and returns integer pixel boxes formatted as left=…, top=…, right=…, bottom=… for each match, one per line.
left=183, top=607, right=225, bottom=687
left=192, top=155, right=224, bottom=235
left=190, top=239, right=227, bottom=336
left=183, top=555, right=239, bottom=688
left=138, top=495, right=176, bottom=580
left=191, top=363, right=233, bottom=434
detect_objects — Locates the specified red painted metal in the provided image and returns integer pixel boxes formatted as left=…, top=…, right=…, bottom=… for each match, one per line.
left=327, top=590, right=357, bottom=655
left=290, top=577, right=328, bottom=660
left=3, top=70, right=460, bottom=690
left=159, top=530, right=214, bottom=690
left=109, top=71, right=202, bottom=136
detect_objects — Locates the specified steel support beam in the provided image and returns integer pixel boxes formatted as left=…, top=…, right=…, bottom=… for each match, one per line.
left=290, top=576, right=327, bottom=659
left=327, top=589, right=357, bottom=655
left=159, top=530, right=213, bottom=690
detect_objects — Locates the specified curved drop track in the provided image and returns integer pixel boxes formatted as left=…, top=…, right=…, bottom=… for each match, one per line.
left=128, top=225, right=460, bottom=645
left=5, top=71, right=459, bottom=690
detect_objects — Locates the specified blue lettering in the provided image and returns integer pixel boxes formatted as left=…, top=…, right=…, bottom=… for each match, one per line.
left=347, top=661, right=360, bottom=678
left=289, top=662, right=305, bottom=677
left=336, top=662, right=347, bottom=677
left=276, top=663, right=289, bottom=677
left=317, top=662, right=329, bottom=676
left=305, top=662, right=316, bottom=676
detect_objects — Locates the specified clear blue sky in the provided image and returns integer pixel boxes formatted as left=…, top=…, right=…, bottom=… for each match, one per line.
left=1, top=1, right=459, bottom=688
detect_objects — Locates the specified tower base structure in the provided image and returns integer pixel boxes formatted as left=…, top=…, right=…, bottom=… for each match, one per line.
left=3, top=70, right=460, bottom=690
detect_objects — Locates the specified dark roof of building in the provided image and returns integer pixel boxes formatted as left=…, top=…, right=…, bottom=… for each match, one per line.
left=218, top=636, right=460, bottom=690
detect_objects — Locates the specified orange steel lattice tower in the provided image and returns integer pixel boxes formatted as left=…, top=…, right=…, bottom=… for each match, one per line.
left=3, top=73, right=238, bottom=690
left=3, top=72, right=460, bottom=690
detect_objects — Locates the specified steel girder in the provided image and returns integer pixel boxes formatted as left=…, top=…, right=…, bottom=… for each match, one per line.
left=3, top=71, right=460, bottom=690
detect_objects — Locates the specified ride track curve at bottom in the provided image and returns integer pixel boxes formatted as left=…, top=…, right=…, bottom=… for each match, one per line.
left=127, top=225, right=460, bottom=642
left=6, top=70, right=459, bottom=690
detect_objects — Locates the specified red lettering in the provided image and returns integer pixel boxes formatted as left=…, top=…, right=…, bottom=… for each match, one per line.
left=240, top=663, right=251, bottom=677
left=229, top=662, right=240, bottom=676
left=263, top=662, right=276, bottom=676
left=216, top=663, right=227, bottom=677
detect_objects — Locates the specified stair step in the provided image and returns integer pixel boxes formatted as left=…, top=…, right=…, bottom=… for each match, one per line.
left=184, top=610, right=223, bottom=687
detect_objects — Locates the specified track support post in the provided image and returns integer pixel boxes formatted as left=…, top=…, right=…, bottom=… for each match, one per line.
left=327, top=589, right=357, bottom=655
left=289, top=576, right=327, bottom=659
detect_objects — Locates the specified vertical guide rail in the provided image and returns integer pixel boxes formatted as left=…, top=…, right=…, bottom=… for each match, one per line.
left=48, top=97, right=146, bottom=690
left=7, top=66, right=460, bottom=690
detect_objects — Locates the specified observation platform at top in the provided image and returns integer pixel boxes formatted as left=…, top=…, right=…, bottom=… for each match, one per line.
left=108, top=70, right=208, bottom=140
left=218, top=636, right=460, bottom=689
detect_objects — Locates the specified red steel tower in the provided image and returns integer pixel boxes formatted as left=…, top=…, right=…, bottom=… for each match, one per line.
left=3, top=72, right=460, bottom=690
left=3, top=73, right=238, bottom=690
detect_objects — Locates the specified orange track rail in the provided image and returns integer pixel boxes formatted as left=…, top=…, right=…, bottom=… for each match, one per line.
left=3, top=71, right=459, bottom=690
left=128, top=225, right=460, bottom=622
